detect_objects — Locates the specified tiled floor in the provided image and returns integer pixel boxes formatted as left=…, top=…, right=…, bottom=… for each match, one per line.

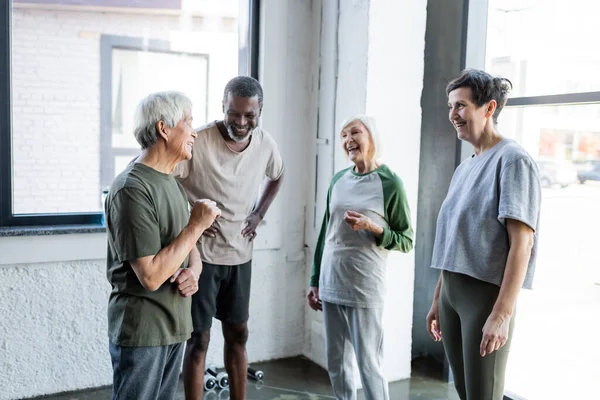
left=33, top=357, right=459, bottom=400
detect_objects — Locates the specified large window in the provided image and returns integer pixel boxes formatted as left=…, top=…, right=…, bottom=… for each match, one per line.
left=0, top=0, right=258, bottom=227
left=474, top=1, right=600, bottom=399
left=486, top=0, right=600, bottom=98
left=100, top=38, right=209, bottom=192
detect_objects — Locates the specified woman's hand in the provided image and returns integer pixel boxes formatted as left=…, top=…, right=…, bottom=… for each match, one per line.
left=307, top=286, right=322, bottom=311
left=480, top=311, right=511, bottom=357
left=426, top=301, right=442, bottom=342
left=343, top=210, right=371, bottom=231
left=344, top=210, right=383, bottom=237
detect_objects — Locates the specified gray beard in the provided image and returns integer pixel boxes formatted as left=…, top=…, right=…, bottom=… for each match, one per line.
left=226, top=125, right=254, bottom=143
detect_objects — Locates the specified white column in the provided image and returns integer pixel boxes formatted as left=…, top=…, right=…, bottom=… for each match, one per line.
left=305, top=0, right=428, bottom=384
left=365, top=0, right=427, bottom=382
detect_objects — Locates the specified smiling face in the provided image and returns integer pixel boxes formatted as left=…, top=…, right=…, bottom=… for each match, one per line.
left=340, top=120, right=375, bottom=164
left=448, top=87, right=496, bottom=144
left=167, top=109, right=196, bottom=161
left=222, top=93, right=261, bottom=142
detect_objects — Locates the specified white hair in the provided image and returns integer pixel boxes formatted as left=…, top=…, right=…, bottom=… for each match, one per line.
left=133, top=91, right=193, bottom=150
left=340, top=114, right=382, bottom=159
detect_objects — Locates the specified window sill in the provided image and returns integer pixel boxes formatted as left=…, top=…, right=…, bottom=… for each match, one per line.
left=0, top=226, right=107, bottom=266
left=0, top=224, right=106, bottom=237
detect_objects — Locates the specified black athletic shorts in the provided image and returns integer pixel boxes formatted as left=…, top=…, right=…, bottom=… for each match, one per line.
left=191, top=260, right=252, bottom=333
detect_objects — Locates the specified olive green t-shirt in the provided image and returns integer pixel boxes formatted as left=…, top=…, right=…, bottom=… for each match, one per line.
left=105, top=163, right=192, bottom=347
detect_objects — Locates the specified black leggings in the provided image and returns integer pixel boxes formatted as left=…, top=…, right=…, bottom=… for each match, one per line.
left=439, top=270, right=516, bottom=400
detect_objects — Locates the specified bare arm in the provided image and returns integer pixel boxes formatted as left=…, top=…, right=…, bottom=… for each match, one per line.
left=493, top=218, right=534, bottom=318
left=131, top=200, right=220, bottom=292
left=254, top=173, right=284, bottom=219
left=480, top=218, right=534, bottom=356
left=432, top=272, right=442, bottom=303
left=131, top=225, right=203, bottom=292
left=242, top=172, right=284, bottom=238
left=187, top=245, right=202, bottom=278
left=426, top=272, right=443, bottom=341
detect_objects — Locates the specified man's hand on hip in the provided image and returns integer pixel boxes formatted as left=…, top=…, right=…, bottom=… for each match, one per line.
left=242, top=211, right=262, bottom=241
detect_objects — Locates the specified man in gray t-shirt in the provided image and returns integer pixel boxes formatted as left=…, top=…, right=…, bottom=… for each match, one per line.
left=430, top=138, right=541, bottom=289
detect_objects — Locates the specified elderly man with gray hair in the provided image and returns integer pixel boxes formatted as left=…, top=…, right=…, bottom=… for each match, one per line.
left=105, top=91, right=221, bottom=399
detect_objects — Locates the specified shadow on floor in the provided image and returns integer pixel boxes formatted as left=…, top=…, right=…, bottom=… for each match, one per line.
left=32, top=356, right=459, bottom=400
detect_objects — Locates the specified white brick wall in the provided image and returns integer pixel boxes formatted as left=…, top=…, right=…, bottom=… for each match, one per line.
left=11, top=7, right=237, bottom=214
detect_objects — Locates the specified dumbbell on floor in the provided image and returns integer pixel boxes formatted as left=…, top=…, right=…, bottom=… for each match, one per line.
left=204, top=373, right=217, bottom=391
left=247, top=366, right=264, bottom=381
left=207, top=365, right=229, bottom=389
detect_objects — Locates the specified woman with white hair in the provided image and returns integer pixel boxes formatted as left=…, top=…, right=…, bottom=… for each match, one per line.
left=307, top=115, right=414, bottom=400
left=105, top=91, right=221, bottom=399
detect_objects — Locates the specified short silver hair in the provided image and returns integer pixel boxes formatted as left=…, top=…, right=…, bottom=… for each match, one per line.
left=133, top=91, right=193, bottom=150
left=340, top=115, right=382, bottom=159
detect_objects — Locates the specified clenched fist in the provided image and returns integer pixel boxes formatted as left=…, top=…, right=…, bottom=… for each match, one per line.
left=190, top=199, right=221, bottom=231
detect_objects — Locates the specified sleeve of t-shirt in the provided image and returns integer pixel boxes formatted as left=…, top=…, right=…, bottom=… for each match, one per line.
left=498, top=157, right=542, bottom=231
left=377, top=168, right=414, bottom=252
left=264, top=134, right=284, bottom=180
left=108, top=187, right=162, bottom=262
left=309, top=193, right=330, bottom=287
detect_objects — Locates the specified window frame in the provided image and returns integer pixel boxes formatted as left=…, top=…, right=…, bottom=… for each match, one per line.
left=471, top=0, right=600, bottom=108
left=99, top=35, right=210, bottom=191
left=462, top=0, right=600, bottom=163
left=0, top=0, right=260, bottom=228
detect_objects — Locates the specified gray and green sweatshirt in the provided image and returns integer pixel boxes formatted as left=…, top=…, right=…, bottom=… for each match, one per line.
left=310, top=164, right=414, bottom=308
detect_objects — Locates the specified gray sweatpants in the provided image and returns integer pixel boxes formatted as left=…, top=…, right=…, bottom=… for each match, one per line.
left=323, top=301, right=389, bottom=400
left=109, top=341, right=185, bottom=400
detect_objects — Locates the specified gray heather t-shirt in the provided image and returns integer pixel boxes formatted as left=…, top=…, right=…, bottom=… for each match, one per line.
left=430, top=139, right=541, bottom=289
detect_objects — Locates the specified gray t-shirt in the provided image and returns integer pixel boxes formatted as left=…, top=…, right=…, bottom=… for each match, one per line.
left=430, top=139, right=541, bottom=289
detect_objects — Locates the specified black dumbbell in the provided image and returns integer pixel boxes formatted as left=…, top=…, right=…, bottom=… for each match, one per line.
left=207, top=366, right=229, bottom=389
left=247, top=366, right=264, bottom=381
left=204, top=373, right=217, bottom=391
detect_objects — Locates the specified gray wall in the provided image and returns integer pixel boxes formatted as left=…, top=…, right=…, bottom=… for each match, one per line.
left=412, top=0, right=469, bottom=366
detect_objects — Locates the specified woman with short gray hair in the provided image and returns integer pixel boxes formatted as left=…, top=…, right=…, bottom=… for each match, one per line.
left=105, top=91, right=221, bottom=399
left=308, top=115, right=414, bottom=400
left=426, top=69, right=542, bottom=400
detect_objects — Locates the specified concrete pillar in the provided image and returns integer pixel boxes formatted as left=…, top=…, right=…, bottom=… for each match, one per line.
left=306, top=0, right=428, bottom=384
